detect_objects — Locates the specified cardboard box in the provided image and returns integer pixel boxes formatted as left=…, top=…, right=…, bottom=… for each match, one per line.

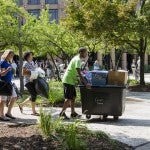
left=107, top=70, right=128, bottom=86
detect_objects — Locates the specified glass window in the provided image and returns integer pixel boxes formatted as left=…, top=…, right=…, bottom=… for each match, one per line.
left=45, top=0, right=58, bottom=4
left=19, top=0, right=23, bottom=5
left=28, top=9, right=40, bottom=18
left=28, top=0, right=40, bottom=5
left=49, top=9, right=58, bottom=23
left=16, top=0, right=23, bottom=6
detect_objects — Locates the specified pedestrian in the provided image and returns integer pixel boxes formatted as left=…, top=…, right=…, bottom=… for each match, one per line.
left=11, top=60, right=18, bottom=78
left=59, top=47, right=91, bottom=119
left=93, top=60, right=100, bottom=70
left=45, top=60, right=52, bottom=81
left=18, top=51, right=39, bottom=116
left=0, top=49, right=17, bottom=121
left=136, top=57, right=140, bottom=79
left=131, top=59, right=136, bottom=77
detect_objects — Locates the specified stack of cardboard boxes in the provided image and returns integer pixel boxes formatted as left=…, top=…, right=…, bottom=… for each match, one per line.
left=84, top=70, right=128, bottom=86
left=107, top=70, right=128, bottom=86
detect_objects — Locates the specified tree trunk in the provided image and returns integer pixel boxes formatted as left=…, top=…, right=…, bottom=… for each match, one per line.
left=139, top=38, right=145, bottom=85
left=18, top=14, right=24, bottom=93
left=18, top=44, right=24, bottom=93
left=49, top=53, right=61, bottom=81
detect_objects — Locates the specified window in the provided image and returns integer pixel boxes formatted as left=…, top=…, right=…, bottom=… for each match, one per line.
left=49, top=9, right=58, bottom=23
left=28, top=0, right=40, bottom=5
left=28, top=9, right=40, bottom=18
left=16, top=0, right=23, bottom=6
left=45, top=0, right=58, bottom=4
left=19, top=0, right=23, bottom=5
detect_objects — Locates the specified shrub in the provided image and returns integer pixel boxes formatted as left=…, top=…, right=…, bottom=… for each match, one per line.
left=39, top=108, right=62, bottom=139
left=48, top=80, right=81, bottom=106
left=48, top=80, right=64, bottom=104
left=62, top=120, right=87, bottom=150
left=127, top=79, right=139, bottom=86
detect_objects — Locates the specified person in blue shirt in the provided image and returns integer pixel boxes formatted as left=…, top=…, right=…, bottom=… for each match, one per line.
left=0, top=49, right=17, bottom=121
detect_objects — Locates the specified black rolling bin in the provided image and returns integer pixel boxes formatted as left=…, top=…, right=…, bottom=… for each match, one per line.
left=79, top=85, right=126, bottom=120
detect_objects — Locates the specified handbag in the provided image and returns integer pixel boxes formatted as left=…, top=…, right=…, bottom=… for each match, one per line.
left=0, top=80, right=13, bottom=96
left=34, top=77, right=49, bottom=99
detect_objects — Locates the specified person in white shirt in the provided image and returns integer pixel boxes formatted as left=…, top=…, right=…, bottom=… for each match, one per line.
left=11, top=60, right=17, bottom=78
left=131, top=59, right=136, bottom=77
left=93, top=60, right=100, bottom=70
left=136, top=57, right=140, bottom=79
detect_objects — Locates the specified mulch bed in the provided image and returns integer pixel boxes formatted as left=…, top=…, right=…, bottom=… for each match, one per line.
left=0, top=123, right=133, bottom=150
left=128, top=84, right=150, bottom=92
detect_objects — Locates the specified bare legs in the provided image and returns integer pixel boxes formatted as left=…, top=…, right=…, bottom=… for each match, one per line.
left=0, top=100, right=5, bottom=118
left=19, top=97, right=37, bottom=114
left=6, top=97, right=17, bottom=116
left=60, top=98, right=76, bottom=114
left=0, top=97, right=17, bottom=120
left=60, top=98, right=81, bottom=119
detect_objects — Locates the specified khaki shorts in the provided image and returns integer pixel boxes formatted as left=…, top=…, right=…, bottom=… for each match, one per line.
left=0, top=86, right=17, bottom=101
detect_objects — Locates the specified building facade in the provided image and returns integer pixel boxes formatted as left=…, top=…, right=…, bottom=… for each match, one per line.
left=20, top=0, right=66, bottom=23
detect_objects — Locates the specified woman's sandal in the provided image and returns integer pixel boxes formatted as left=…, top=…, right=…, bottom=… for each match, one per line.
left=18, top=104, right=23, bottom=113
left=0, top=117, right=10, bottom=121
left=31, top=112, right=40, bottom=116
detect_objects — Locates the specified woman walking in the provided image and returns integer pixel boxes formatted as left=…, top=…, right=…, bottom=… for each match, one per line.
left=19, top=51, right=39, bottom=116
left=0, top=49, right=17, bottom=121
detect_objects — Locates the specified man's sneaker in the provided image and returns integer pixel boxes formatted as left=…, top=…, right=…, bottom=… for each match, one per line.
left=71, top=112, right=82, bottom=118
left=59, top=112, right=69, bottom=120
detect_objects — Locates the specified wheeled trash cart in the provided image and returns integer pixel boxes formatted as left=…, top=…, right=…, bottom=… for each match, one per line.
left=79, top=85, right=126, bottom=120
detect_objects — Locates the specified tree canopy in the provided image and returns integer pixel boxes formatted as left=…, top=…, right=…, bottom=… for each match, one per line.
left=64, top=0, right=150, bottom=85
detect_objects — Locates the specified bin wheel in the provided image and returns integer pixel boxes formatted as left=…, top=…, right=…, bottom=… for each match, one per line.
left=86, top=115, right=91, bottom=119
left=103, top=115, right=108, bottom=121
left=114, top=116, right=119, bottom=120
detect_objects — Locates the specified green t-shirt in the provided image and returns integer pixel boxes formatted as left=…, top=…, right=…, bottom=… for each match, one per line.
left=62, top=55, right=81, bottom=85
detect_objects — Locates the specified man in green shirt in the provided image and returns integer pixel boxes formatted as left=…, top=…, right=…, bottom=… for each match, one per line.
left=59, top=47, right=91, bottom=119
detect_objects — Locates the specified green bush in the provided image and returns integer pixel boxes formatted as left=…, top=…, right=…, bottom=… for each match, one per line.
left=127, top=79, right=139, bottom=86
left=39, top=109, right=54, bottom=138
left=62, top=120, right=87, bottom=150
left=48, top=80, right=81, bottom=105
left=39, top=108, right=62, bottom=138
